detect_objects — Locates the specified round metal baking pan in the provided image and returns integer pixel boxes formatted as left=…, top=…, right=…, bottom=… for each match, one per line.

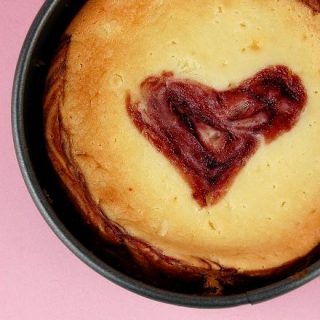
left=12, top=0, right=320, bottom=308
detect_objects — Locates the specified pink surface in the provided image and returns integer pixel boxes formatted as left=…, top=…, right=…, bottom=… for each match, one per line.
left=0, top=1, right=319, bottom=319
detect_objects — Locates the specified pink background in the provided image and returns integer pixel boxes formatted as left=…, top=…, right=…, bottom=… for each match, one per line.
left=1, top=1, right=319, bottom=319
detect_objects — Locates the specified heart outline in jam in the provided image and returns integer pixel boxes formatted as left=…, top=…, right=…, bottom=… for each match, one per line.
left=127, top=66, right=306, bottom=207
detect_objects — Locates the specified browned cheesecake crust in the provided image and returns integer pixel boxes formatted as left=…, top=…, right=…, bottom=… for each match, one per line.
left=44, top=27, right=320, bottom=294
left=44, top=1, right=320, bottom=295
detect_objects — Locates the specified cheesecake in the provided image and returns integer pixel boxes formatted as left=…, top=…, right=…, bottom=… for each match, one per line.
left=44, top=0, right=320, bottom=294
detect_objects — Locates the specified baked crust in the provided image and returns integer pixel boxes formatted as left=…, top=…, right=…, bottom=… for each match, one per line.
left=44, top=0, right=320, bottom=293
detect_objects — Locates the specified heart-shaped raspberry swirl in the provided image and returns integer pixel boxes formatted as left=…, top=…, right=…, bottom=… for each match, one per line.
left=127, top=66, right=306, bottom=206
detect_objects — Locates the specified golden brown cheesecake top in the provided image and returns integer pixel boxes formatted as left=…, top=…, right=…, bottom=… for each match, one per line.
left=46, top=0, right=320, bottom=273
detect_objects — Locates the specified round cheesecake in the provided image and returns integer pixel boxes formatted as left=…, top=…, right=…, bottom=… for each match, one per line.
left=44, top=0, right=320, bottom=293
